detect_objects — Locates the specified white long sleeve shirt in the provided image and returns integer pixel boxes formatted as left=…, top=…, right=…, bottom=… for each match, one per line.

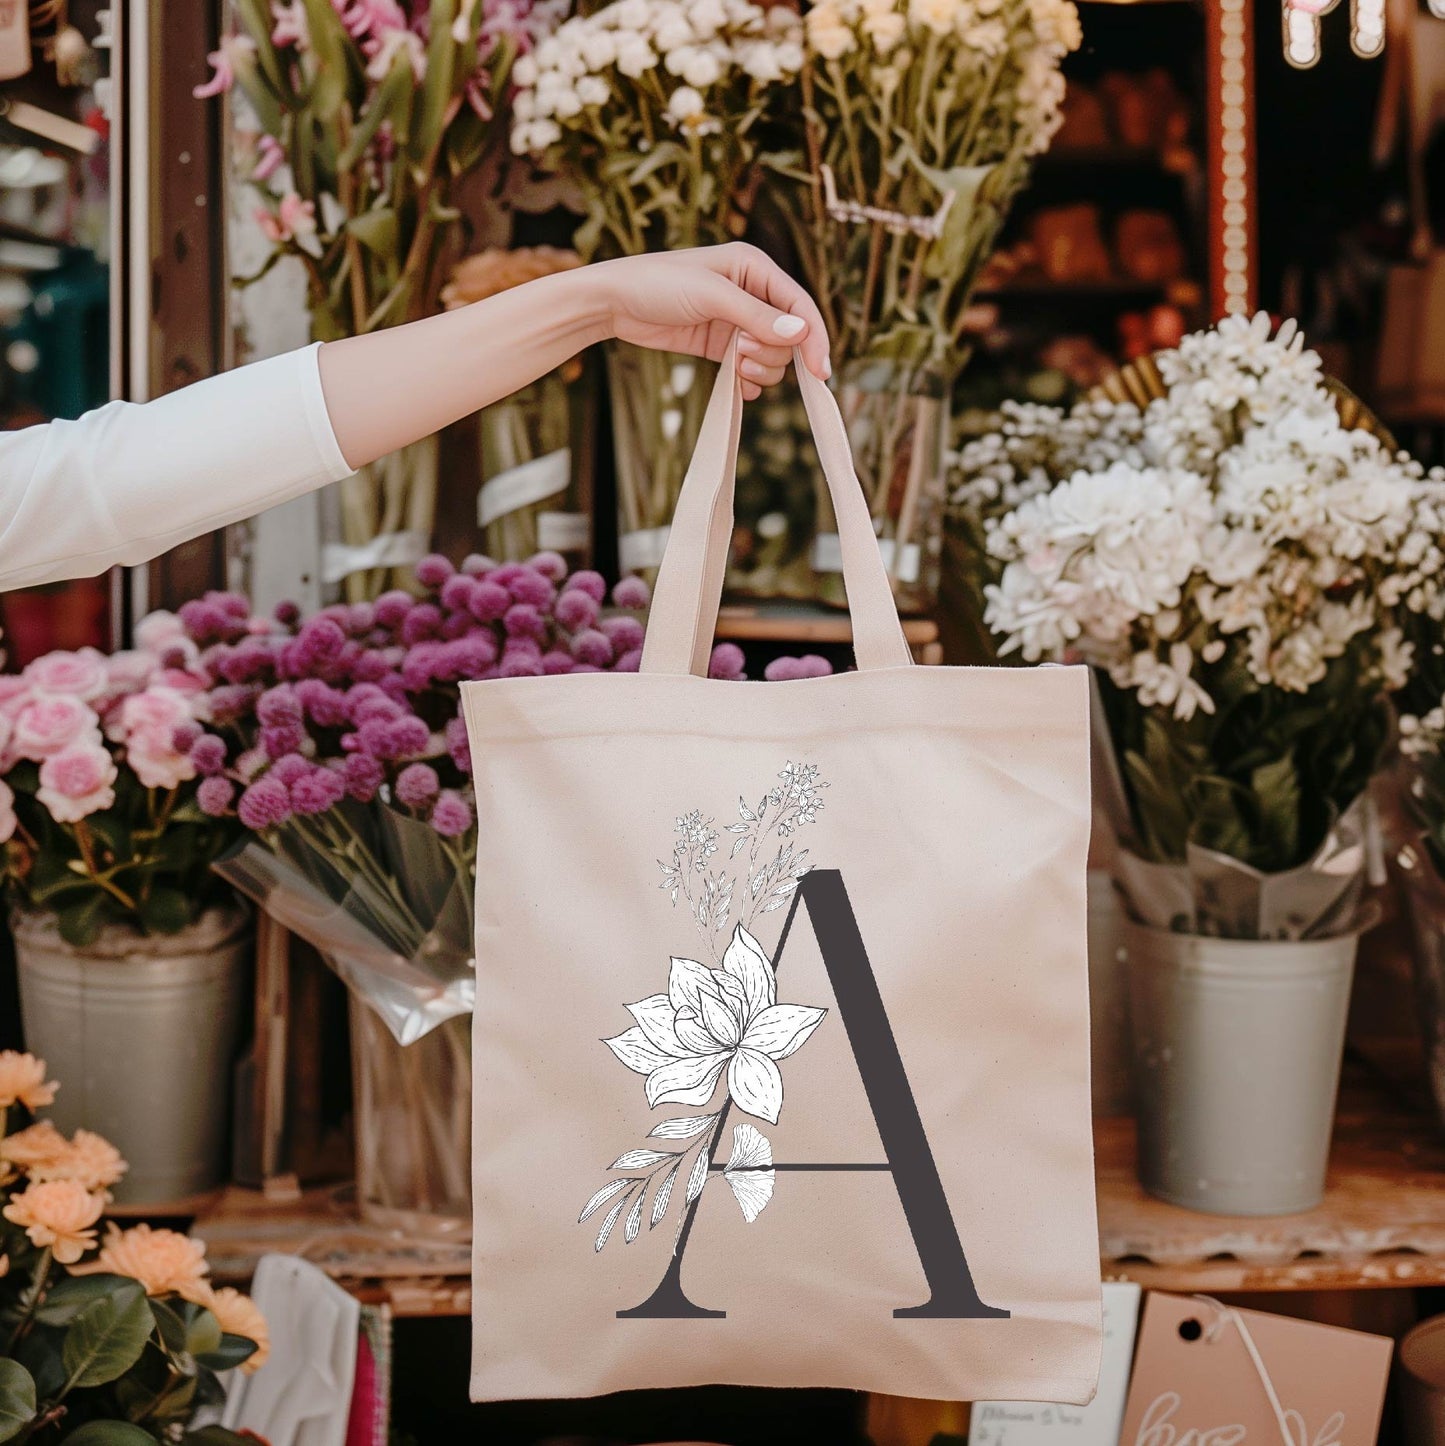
left=0, top=343, right=353, bottom=592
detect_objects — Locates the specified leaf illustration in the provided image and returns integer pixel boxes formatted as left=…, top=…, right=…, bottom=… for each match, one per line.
left=579, top=1177, right=634, bottom=1223
left=685, top=1148, right=709, bottom=1204
left=595, top=1194, right=630, bottom=1252
left=726, top=822, right=750, bottom=834
left=731, top=837, right=748, bottom=858
left=771, top=879, right=798, bottom=896
left=739, top=797, right=757, bottom=822
left=610, top=1149, right=675, bottom=1170
left=761, top=896, right=791, bottom=912
left=723, top=1123, right=775, bottom=1223
left=624, top=1190, right=645, bottom=1244
left=649, top=1113, right=718, bottom=1139
left=651, top=1160, right=683, bottom=1226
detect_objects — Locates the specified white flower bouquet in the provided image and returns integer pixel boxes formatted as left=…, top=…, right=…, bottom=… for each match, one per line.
left=954, top=315, right=1445, bottom=933
left=764, top=0, right=1080, bottom=606
left=510, top=0, right=804, bottom=568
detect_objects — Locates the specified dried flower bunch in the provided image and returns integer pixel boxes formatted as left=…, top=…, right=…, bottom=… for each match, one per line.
left=0, top=631, right=241, bottom=947
left=0, top=1053, right=266, bottom=1442
left=953, top=314, right=1445, bottom=870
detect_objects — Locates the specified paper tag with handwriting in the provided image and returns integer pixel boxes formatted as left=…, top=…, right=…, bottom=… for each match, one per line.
left=1119, top=1293, right=1392, bottom=1446
left=969, top=1282, right=1141, bottom=1446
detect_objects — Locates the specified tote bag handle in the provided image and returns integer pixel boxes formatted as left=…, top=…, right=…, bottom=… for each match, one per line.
left=640, top=332, right=914, bottom=676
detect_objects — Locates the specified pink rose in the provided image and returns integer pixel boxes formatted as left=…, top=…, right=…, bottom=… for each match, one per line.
left=12, top=695, right=101, bottom=760
left=37, top=744, right=118, bottom=823
left=0, top=676, right=30, bottom=715
left=102, top=649, right=160, bottom=694
left=135, top=611, right=199, bottom=666
left=0, top=779, right=16, bottom=844
left=24, top=649, right=108, bottom=702
left=127, top=735, right=197, bottom=791
left=117, top=687, right=193, bottom=740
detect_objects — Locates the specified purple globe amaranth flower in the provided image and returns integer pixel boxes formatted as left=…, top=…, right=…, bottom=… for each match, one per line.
left=273, top=600, right=301, bottom=628
left=612, top=576, right=651, bottom=610
left=190, top=734, right=227, bottom=776
left=378, top=675, right=411, bottom=706
left=445, top=715, right=471, bottom=773
left=179, top=598, right=235, bottom=643
left=295, top=679, right=348, bottom=727
left=237, top=776, right=292, bottom=830
left=220, top=639, right=277, bottom=684
left=440, top=574, right=476, bottom=614
left=415, top=553, right=455, bottom=589
left=290, top=765, right=346, bottom=816
left=709, top=642, right=746, bottom=680
left=554, top=589, right=599, bottom=633
left=270, top=753, right=312, bottom=787
left=261, top=721, right=305, bottom=760
left=466, top=579, right=510, bottom=622
left=159, top=644, right=192, bottom=671
left=441, top=635, right=497, bottom=680
left=440, top=611, right=474, bottom=640
left=507, top=567, right=555, bottom=609
left=207, top=684, right=260, bottom=724
left=395, top=762, right=441, bottom=807
left=295, top=616, right=347, bottom=665
left=431, top=789, right=474, bottom=837
left=216, top=592, right=251, bottom=621
left=196, top=775, right=236, bottom=817
left=540, top=649, right=575, bottom=675
left=461, top=553, right=496, bottom=576
left=402, top=641, right=447, bottom=691
left=257, top=685, right=302, bottom=726
left=571, top=662, right=602, bottom=673
left=794, top=654, right=834, bottom=679
left=504, top=603, right=546, bottom=642
left=345, top=683, right=395, bottom=723
left=172, top=721, right=203, bottom=753
left=499, top=652, right=543, bottom=678
left=401, top=603, right=443, bottom=646
left=614, top=647, right=643, bottom=673
left=528, top=551, right=568, bottom=582
left=342, top=751, right=384, bottom=803
left=358, top=714, right=429, bottom=760
left=599, top=615, right=644, bottom=654
left=489, top=562, right=526, bottom=590
left=571, top=629, right=614, bottom=668
left=347, top=603, right=375, bottom=633
left=563, top=570, right=607, bottom=603
left=374, top=590, right=414, bottom=629
left=351, top=649, right=393, bottom=684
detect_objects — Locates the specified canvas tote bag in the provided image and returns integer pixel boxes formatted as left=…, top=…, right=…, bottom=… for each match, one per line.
left=460, top=335, right=1102, bottom=1406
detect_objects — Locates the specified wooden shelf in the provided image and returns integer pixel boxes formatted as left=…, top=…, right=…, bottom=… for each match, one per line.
left=715, top=603, right=940, bottom=654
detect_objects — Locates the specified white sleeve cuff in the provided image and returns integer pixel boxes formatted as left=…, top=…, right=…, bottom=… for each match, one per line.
left=297, top=341, right=356, bottom=483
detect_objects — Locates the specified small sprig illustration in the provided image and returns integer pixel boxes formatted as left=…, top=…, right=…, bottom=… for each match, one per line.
left=659, top=762, right=827, bottom=959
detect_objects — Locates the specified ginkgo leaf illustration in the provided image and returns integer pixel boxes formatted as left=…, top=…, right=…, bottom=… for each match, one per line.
left=722, top=1123, right=775, bottom=1223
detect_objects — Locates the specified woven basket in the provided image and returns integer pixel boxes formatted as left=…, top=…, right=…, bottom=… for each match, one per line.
left=1089, top=353, right=1396, bottom=451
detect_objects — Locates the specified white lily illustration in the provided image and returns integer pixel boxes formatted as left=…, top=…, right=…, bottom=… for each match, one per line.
left=603, top=923, right=826, bottom=1124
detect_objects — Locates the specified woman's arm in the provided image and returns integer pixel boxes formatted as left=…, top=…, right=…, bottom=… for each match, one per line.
left=0, top=245, right=826, bottom=593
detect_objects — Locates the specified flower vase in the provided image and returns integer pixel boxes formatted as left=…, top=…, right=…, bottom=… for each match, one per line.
left=349, top=995, right=471, bottom=1240
left=815, top=358, right=949, bottom=614
left=335, top=434, right=440, bottom=602
left=606, top=341, right=715, bottom=579
left=477, top=362, right=589, bottom=564
left=13, top=906, right=252, bottom=1205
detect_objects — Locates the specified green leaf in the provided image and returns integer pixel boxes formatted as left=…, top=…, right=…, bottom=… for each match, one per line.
left=409, top=0, right=459, bottom=165
left=35, top=1273, right=137, bottom=1327
left=178, top=1301, right=222, bottom=1358
left=56, top=892, right=111, bottom=948
left=147, top=1297, right=187, bottom=1354
left=64, top=1424, right=158, bottom=1446
left=194, top=1333, right=260, bottom=1373
left=339, top=53, right=414, bottom=170
left=62, top=1284, right=154, bottom=1389
left=299, top=0, right=358, bottom=117
left=909, top=159, right=995, bottom=282
left=347, top=208, right=399, bottom=259
left=0, top=1359, right=36, bottom=1445
left=138, top=886, right=193, bottom=936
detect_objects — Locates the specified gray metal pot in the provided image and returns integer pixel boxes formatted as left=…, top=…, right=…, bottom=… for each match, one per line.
left=1123, top=917, right=1360, bottom=1215
left=14, top=906, right=251, bottom=1205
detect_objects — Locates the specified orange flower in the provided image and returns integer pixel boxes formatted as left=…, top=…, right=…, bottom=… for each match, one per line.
left=34, top=1129, right=127, bottom=1193
left=0, top=1051, right=57, bottom=1111
left=203, top=1285, right=271, bottom=1373
left=441, top=246, right=582, bottom=308
left=93, top=1222, right=210, bottom=1300
left=2, top=1179, right=103, bottom=1263
left=0, top=1120, right=70, bottom=1176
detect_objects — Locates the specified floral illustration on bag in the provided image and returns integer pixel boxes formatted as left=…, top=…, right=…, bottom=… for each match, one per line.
left=579, top=762, right=829, bottom=1251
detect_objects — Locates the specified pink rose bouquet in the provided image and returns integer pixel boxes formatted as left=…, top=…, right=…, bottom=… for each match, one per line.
left=0, top=626, right=241, bottom=946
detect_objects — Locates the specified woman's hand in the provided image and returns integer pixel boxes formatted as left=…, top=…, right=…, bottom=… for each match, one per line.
left=585, top=244, right=831, bottom=400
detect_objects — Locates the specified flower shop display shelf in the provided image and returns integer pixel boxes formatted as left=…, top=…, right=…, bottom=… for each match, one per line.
left=1097, top=1052, right=1445, bottom=1296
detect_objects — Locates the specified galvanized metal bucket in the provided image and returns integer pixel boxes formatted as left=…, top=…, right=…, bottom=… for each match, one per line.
left=1123, top=917, right=1361, bottom=1216
left=14, top=906, right=251, bottom=1205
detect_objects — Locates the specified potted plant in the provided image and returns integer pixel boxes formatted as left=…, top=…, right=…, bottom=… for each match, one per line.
left=763, top=0, right=1080, bottom=611
left=953, top=314, right=1445, bottom=1214
left=509, top=0, right=805, bottom=574
left=0, top=631, right=248, bottom=1207
left=197, top=0, right=561, bottom=598
left=0, top=1051, right=268, bottom=1443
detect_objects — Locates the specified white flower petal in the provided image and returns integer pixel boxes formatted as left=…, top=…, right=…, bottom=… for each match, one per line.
left=721, top=924, right=775, bottom=1018
left=699, top=988, right=742, bottom=1049
left=628, top=993, right=686, bottom=1054
left=604, top=1025, right=673, bottom=1076
left=645, top=1051, right=730, bottom=1109
left=741, top=1003, right=826, bottom=1060
left=668, top=955, right=719, bottom=1014
left=674, top=1010, right=716, bottom=1054
left=727, top=1047, right=783, bottom=1124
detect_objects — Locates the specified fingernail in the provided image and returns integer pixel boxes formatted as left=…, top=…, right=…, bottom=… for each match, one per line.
left=736, top=334, right=758, bottom=355
left=739, top=358, right=766, bottom=380
left=773, top=314, right=806, bottom=338
left=823, top=355, right=833, bottom=380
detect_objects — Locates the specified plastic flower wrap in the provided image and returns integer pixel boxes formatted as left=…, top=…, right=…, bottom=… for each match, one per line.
left=0, top=1053, right=267, bottom=1440
left=0, top=628, right=241, bottom=945
left=952, top=315, right=1445, bottom=933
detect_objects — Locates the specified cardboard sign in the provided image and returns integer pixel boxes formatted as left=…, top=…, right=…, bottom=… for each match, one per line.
left=1120, top=1293, right=1393, bottom=1446
left=969, top=1282, right=1143, bottom=1446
